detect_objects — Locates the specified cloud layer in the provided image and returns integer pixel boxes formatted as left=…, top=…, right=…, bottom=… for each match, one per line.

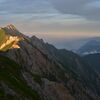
left=1, top=0, right=100, bottom=20
left=50, top=0, right=100, bottom=20
left=0, top=0, right=100, bottom=42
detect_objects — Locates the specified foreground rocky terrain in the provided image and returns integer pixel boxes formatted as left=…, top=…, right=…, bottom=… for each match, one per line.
left=0, top=24, right=100, bottom=100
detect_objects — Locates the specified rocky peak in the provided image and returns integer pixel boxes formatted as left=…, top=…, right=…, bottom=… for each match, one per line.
left=3, top=24, right=21, bottom=36
left=0, top=25, right=23, bottom=51
left=6, top=24, right=17, bottom=31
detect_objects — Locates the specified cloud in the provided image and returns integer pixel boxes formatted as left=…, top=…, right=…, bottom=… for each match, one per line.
left=0, top=0, right=100, bottom=41
left=0, top=0, right=57, bottom=14
left=49, top=0, right=100, bottom=20
left=1, top=0, right=100, bottom=21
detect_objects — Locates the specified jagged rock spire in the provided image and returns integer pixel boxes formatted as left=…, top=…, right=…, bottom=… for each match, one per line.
left=6, top=24, right=17, bottom=31
left=3, top=24, right=21, bottom=36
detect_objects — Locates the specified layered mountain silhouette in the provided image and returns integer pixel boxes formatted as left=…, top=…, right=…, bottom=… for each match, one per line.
left=0, top=24, right=100, bottom=100
left=77, top=40, right=100, bottom=55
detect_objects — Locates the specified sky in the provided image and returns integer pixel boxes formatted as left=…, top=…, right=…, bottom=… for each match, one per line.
left=0, top=0, right=100, bottom=49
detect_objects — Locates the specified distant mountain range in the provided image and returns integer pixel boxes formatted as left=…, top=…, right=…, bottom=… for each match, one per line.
left=0, top=24, right=100, bottom=100
left=77, top=40, right=100, bottom=55
left=54, top=37, right=100, bottom=51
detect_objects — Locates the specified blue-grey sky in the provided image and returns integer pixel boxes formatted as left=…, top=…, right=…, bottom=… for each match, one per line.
left=0, top=0, right=100, bottom=42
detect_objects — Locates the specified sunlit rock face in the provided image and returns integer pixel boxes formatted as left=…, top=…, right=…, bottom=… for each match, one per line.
left=0, top=25, right=22, bottom=51
left=0, top=36, right=20, bottom=51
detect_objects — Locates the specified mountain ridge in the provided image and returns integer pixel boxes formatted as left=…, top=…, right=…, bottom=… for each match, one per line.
left=0, top=24, right=100, bottom=100
left=0, top=25, right=24, bottom=51
left=77, top=40, right=100, bottom=55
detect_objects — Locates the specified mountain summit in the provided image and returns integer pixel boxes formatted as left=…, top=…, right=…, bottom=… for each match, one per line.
left=0, top=25, right=100, bottom=100
left=6, top=24, right=17, bottom=31
left=2, top=24, right=21, bottom=36
left=0, top=25, right=22, bottom=51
